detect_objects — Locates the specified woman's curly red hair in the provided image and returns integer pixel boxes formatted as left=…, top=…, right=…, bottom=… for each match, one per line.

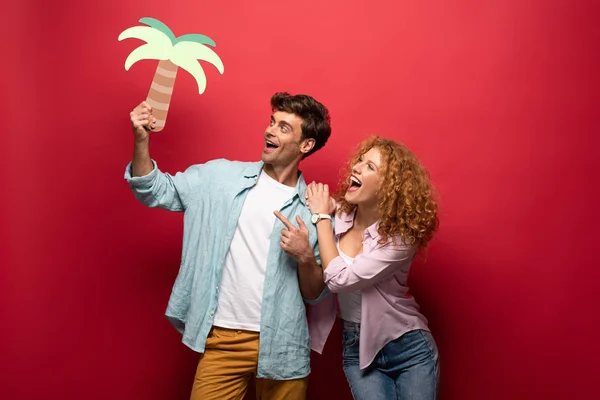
left=335, top=136, right=440, bottom=252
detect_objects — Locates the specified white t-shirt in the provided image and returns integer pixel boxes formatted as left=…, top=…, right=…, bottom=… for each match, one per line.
left=336, top=239, right=362, bottom=323
left=213, top=169, right=295, bottom=332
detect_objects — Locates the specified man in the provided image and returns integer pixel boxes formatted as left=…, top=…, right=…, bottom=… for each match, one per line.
left=124, top=92, right=332, bottom=400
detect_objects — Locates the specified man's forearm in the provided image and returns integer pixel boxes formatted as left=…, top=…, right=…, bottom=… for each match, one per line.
left=315, top=220, right=338, bottom=270
left=132, top=138, right=154, bottom=177
left=297, top=255, right=325, bottom=300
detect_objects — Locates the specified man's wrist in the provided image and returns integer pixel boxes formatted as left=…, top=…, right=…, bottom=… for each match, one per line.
left=298, top=252, right=316, bottom=266
left=134, top=137, right=150, bottom=146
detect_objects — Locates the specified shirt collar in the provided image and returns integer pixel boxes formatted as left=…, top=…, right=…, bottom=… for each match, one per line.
left=241, top=161, right=308, bottom=206
left=336, top=207, right=381, bottom=240
left=295, top=173, right=308, bottom=206
left=242, top=161, right=264, bottom=179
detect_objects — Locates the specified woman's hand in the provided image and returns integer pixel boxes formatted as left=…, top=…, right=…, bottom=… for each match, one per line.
left=306, top=182, right=336, bottom=214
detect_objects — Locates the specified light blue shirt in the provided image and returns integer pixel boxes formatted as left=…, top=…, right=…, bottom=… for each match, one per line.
left=124, top=158, right=327, bottom=379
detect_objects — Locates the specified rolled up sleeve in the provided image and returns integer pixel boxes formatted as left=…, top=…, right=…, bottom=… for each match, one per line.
left=124, top=159, right=220, bottom=212
left=323, top=243, right=414, bottom=292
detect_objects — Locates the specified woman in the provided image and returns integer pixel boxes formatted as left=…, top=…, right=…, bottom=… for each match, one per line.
left=306, top=136, right=440, bottom=400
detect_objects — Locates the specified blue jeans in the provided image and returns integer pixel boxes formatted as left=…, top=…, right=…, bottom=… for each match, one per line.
left=342, top=320, right=440, bottom=400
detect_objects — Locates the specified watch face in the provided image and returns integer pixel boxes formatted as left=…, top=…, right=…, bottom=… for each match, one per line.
left=311, top=214, right=319, bottom=224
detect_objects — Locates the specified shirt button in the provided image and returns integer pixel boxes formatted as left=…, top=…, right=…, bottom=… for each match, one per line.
left=210, top=312, right=214, bottom=316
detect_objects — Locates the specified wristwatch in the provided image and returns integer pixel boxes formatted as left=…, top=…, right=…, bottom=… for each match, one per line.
left=310, top=213, right=332, bottom=225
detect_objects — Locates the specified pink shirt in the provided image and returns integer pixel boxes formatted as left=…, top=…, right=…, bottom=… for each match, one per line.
left=308, top=209, right=430, bottom=370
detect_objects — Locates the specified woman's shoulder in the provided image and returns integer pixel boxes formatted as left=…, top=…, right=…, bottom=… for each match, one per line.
left=333, top=206, right=354, bottom=229
left=377, top=234, right=417, bottom=259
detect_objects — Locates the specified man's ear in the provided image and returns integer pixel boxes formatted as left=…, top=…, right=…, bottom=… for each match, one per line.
left=300, top=138, right=316, bottom=155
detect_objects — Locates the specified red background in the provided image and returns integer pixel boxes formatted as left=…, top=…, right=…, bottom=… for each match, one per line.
left=2, top=1, right=599, bottom=399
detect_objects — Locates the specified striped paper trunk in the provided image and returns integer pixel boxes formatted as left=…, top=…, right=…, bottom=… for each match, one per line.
left=145, top=60, right=178, bottom=132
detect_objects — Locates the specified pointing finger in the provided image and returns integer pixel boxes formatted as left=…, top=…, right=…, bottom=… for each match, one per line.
left=274, top=210, right=295, bottom=231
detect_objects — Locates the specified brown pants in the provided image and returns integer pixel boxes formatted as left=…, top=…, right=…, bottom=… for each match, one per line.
left=190, top=326, right=307, bottom=400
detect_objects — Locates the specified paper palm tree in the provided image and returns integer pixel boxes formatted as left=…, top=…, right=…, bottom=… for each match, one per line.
left=118, top=17, right=224, bottom=132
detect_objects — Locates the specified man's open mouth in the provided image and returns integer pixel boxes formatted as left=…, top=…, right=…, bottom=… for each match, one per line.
left=265, top=139, right=279, bottom=149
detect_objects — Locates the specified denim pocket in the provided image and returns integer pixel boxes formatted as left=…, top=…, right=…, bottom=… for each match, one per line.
left=417, top=330, right=439, bottom=360
left=342, top=330, right=360, bottom=363
left=342, top=330, right=358, bottom=347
